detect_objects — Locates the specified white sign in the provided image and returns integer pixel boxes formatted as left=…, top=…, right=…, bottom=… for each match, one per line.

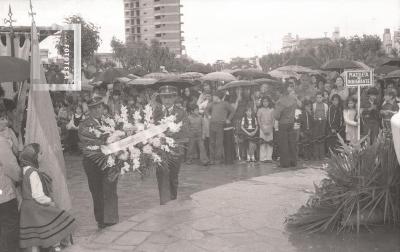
left=344, top=70, right=374, bottom=87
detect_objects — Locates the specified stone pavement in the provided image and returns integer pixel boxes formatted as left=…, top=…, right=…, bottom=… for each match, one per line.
left=65, top=165, right=400, bottom=252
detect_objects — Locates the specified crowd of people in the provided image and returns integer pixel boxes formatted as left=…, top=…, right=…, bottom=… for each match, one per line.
left=53, top=73, right=400, bottom=169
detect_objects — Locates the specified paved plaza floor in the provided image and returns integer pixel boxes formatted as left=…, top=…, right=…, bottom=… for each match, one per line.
left=65, top=155, right=400, bottom=251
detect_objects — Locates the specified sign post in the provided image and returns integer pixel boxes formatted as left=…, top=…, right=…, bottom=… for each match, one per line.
left=344, top=70, right=374, bottom=140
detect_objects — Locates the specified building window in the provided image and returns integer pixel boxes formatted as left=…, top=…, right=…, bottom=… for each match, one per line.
left=144, top=29, right=148, bottom=32
left=144, top=12, right=147, bottom=15
left=144, top=20, right=147, bottom=23
left=154, top=7, right=161, bottom=11
left=131, top=19, right=135, bottom=24
left=136, top=10, right=140, bottom=16
left=137, top=27, right=141, bottom=33
left=155, top=25, right=161, bottom=28
left=125, top=3, right=129, bottom=7
left=156, top=34, right=161, bottom=37
left=126, top=28, right=130, bottom=32
left=136, top=2, right=139, bottom=7
left=136, top=19, right=140, bottom=24
left=155, top=16, right=161, bottom=20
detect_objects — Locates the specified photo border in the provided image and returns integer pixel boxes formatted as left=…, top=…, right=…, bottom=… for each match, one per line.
left=33, top=24, right=81, bottom=91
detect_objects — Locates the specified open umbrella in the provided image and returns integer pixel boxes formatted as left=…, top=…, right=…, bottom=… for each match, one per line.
left=254, top=78, right=280, bottom=85
left=201, top=72, right=237, bottom=82
left=274, top=65, right=319, bottom=74
left=375, top=65, right=400, bottom=75
left=381, top=58, right=400, bottom=67
left=126, top=78, right=158, bottom=86
left=321, top=59, right=362, bottom=71
left=231, top=69, right=271, bottom=79
left=284, top=55, right=322, bottom=69
left=218, top=80, right=259, bottom=91
left=154, top=77, right=193, bottom=89
left=268, top=69, right=300, bottom=80
left=179, top=72, right=204, bottom=81
left=143, top=72, right=177, bottom=79
left=383, top=69, right=400, bottom=80
left=0, top=56, right=30, bottom=82
left=92, top=68, right=128, bottom=84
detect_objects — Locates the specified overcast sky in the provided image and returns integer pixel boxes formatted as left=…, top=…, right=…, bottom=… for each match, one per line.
left=1, top=0, right=399, bottom=63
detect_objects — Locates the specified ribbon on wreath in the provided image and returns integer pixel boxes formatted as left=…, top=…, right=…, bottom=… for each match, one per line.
left=101, top=124, right=169, bottom=155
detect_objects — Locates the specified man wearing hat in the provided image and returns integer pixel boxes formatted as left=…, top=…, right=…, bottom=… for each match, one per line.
left=78, top=97, right=119, bottom=228
left=153, top=85, right=189, bottom=205
left=361, top=87, right=381, bottom=144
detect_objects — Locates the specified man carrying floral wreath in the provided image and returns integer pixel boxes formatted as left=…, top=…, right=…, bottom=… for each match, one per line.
left=153, top=85, right=189, bottom=205
left=78, top=97, right=119, bottom=229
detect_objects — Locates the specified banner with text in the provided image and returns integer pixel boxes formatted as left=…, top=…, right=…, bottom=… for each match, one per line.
left=344, top=70, right=374, bottom=87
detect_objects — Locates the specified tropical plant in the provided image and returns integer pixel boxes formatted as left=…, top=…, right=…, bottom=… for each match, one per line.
left=286, top=133, right=400, bottom=233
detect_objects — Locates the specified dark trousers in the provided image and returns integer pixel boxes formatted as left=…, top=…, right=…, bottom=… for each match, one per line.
left=204, top=137, right=210, bottom=159
left=188, top=134, right=208, bottom=164
left=313, top=120, right=326, bottom=160
left=0, top=198, right=19, bottom=252
left=278, top=123, right=297, bottom=168
left=223, top=128, right=236, bottom=164
left=301, top=130, right=313, bottom=160
left=156, top=153, right=182, bottom=205
left=363, top=120, right=380, bottom=144
left=209, top=122, right=224, bottom=162
left=83, top=158, right=119, bottom=225
left=272, top=129, right=279, bottom=161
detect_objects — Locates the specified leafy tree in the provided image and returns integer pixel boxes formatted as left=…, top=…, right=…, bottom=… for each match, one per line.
left=56, top=15, right=101, bottom=69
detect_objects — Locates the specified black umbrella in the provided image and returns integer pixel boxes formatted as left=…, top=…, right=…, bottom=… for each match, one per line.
left=231, top=69, right=271, bottom=80
left=253, top=78, right=280, bottom=85
left=375, top=65, right=400, bottom=75
left=218, top=80, right=259, bottom=91
left=153, top=77, right=194, bottom=89
left=381, top=58, right=400, bottom=67
left=284, top=55, right=321, bottom=69
left=92, top=68, right=128, bottom=84
left=321, top=59, right=361, bottom=71
left=0, top=56, right=30, bottom=82
left=383, top=69, right=400, bottom=79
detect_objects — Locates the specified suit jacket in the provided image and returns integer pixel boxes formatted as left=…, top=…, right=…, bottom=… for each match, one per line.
left=153, top=104, right=189, bottom=144
left=78, top=115, right=104, bottom=153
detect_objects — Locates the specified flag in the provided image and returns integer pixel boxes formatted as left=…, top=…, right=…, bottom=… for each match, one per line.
left=25, top=15, right=72, bottom=210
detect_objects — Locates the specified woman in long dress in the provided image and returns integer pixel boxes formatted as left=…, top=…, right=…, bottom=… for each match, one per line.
left=257, top=96, right=274, bottom=162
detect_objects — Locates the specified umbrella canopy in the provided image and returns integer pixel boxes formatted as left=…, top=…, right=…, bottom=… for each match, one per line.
left=126, top=78, right=158, bottom=86
left=179, top=72, right=204, bottom=81
left=92, top=68, right=128, bottom=84
left=201, top=72, right=237, bottom=82
left=0, top=56, right=30, bottom=82
left=154, top=77, right=193, bottom=89
left=274, top=65, right=319, bottom=74
left=321, top=59, right=362, bottom=71
left=375, top=65, right=400, bottom=75
left=283, top=55, right=321, bottom=69
left=143, top=72, right=177, bottom=79
left=383, top=69, right=400, bottom=79
left=268, top=69, right=300, bottom=80
left=381, top=58, right=400, bottom=67
left=231, top=69, right=271, bottom=79
left=253, top=78, right=280, bottom=85
left=218, top=80, right=259, bottom=91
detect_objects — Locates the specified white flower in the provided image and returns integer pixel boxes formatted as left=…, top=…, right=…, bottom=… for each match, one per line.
left=107, top=130, right=126, bottom=144
left=136, top=123, right=145, bottom=132
left=120, top=105, right=128, bottom=121
left=104, top=117, right=116, bottom=128
left=89, top=127, right=102, bottom=138
left=123, top=122, right=135, bottom=132
left=107, top=155, right=116, bottom=167
left=133, top=111, right=142, bottom=122
left=86, top=145, right=100, bottom=151
left=150, top=137, right=161, bottom=148
left=152, top=153, right=162, bottom=163
left=160, top=145, right=170, bottom=153
left=118, top=150, right=129, bottom=161
left=120, top=162, right=130, bottom=175
left=143, top=105, right=153, bottom=123
left=99, top=125, right=114, bottom=135
left=165, top=137, right=176, bottom=147
left=129, top=146, right=141, bottom=159
left=143, top=144, right=153, bottom=154
left=168, top=121, right=182, bottom=133
left=132, top=159, right=140, bottom=171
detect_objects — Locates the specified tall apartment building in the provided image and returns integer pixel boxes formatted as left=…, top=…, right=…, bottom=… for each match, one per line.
left=123, top=0, right=184, bottom=55
left=382, top=28, right=393, bottom=54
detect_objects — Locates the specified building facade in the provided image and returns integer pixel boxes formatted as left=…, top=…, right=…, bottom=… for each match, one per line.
left=382, top=28, right=393, bottom=54
left=282, top=33, right=299, bottom=52
left=393, top=29, right=400, bottom=52
left=123, top=0, right=184, bottom=55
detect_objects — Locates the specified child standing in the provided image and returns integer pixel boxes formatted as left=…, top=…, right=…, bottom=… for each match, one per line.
left=361, top=87, right=381, bottom=144
left=257, top=96, right=274, bottom=163
left=300, top=100, right=314, bottom=161
left=327, top=94, right=344, bottom=154
left=19, top=143, right=77, bottom=252
left=312, top=92, right=328, bottom=160
left=187, top=104, right=209, bottom=165
left=343, top=97, right=358, bottom=146
left=380, top=89, right=399, bottom=135
left=241, top=106, right=259, bottom=162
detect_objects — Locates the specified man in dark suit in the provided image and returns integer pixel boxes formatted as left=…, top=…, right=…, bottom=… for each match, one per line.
left=153, top=85, right=189, bottom=205
left=78, top=97, right=119, bottom=228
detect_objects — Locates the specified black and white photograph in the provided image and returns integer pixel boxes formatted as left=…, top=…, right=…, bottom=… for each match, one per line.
left=1, top=0, right=400, bottom=251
